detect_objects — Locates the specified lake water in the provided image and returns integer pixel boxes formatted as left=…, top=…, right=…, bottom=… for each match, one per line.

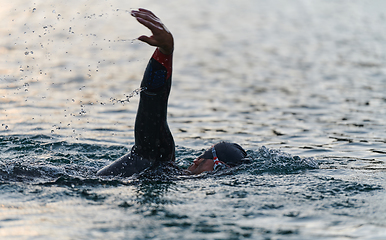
left=1, top=0, right=386, bottom=239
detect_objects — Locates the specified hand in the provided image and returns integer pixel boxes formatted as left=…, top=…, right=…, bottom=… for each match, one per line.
left=131, top=8, right=174, bottom=55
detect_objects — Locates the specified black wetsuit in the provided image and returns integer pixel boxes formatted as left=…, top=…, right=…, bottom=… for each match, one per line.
left=97, top=49, right=175, bottom=177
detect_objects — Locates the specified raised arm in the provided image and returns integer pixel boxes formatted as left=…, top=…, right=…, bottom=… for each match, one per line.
left=96, top=9, right=175, bottom=177
left=131, top=8, right=174, bottom=55
left=131, top=8, right=175, bottom=164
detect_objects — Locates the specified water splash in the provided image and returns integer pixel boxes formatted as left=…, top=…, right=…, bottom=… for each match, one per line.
left=110, top=87, right=146, bottom=104
left=116, top=38, right=137, bottom=44
left=246, top=146, right=319, bottom=174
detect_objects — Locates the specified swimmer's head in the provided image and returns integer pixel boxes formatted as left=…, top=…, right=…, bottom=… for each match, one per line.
left=188, top=142, right=249, bottom=175
left=199, top=142, right=248, bottom=167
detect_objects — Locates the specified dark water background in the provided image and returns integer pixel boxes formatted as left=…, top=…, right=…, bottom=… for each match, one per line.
left=1, top=0, right=386, bottom=239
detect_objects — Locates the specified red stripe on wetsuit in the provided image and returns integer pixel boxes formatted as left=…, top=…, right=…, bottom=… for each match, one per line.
left=151, top=48, right=173, bottom=80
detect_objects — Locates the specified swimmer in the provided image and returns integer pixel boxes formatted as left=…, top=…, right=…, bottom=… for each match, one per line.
left=97, top=9, right=249, bottom=177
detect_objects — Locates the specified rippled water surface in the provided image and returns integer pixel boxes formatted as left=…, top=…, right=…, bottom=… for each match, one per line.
left=1, top=0, right=386, bottom=239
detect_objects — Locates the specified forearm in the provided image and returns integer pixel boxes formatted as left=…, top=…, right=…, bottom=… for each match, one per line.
left=133, top=48, right=174, bottom=163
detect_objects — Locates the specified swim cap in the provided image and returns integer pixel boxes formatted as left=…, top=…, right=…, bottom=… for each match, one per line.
left=199, top=142, right=249, bottom=167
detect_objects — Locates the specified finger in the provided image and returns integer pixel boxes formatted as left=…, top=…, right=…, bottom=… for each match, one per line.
left=137, top=35, right=157, bottom=46
left=132, top=11, right=161, bottom=29
left=137, top=8, right=155, bottom=16
left=135, top=17, right=163, bottom=32
left=132, top=9, right=159, bottom=22
left=137, top=8, right=161, bottom=21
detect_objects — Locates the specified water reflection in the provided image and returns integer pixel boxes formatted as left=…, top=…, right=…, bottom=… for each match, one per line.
left=134, top=181, right=175, bottom=205
left=1, top=0, right=386, bottom=239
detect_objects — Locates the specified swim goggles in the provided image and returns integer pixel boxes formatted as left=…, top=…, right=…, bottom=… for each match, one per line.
left=212, top=146, right=228, bottom=171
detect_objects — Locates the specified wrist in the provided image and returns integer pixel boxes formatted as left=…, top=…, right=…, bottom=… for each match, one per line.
left=159, top=47, right=173, bottom=55
left=158, top=36, right=174, bottom=55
